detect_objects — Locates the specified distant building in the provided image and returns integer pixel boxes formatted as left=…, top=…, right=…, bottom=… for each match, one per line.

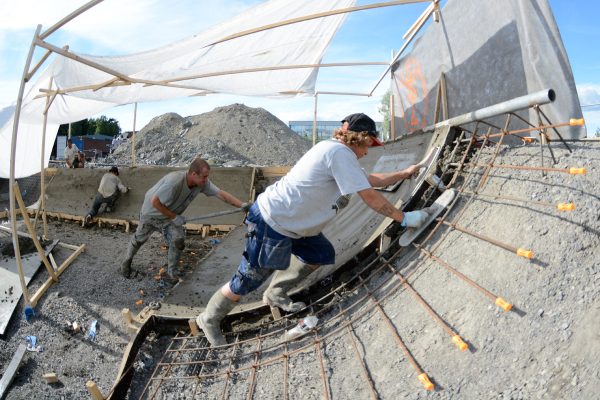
left=289, top=120, right=384, bottom=142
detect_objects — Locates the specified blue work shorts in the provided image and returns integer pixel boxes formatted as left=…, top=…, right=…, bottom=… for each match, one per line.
left=229, top=203, right=335, bottom=296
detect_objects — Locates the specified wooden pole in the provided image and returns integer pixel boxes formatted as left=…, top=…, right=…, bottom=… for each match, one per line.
left=369, top=0, right=437, bottom=96
left=312, top=94, right=318, bottom=146
left=13, top=182, right=58, bottom=282
left=131, top=102, right=137, bottom=167
left=40, top=78, right=54, bottom=239
left=390, top=94, right=396, bottom=140
left=8, top=25, right=41, bottom=308
left=39, top=0, right=104, bottom=40
left=207, top=0, right=430, bottom=47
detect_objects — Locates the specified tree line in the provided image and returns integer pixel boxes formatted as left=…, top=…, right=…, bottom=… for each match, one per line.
left=58, top=115, right=121, bottom=137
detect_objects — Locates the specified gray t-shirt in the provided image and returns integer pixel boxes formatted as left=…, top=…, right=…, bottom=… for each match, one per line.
left=257, top=139, right=371, bottom=238
left=141, top=170, right=220, bottom=220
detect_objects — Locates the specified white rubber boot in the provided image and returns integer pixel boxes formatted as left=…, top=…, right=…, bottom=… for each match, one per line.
left=263, top=264, right=315, bottom=312
left=196, top=290, right=236, bottom=346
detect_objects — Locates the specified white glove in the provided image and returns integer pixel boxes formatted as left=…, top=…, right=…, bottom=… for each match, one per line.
left=240, top=202, right=253, bottom=212
left=401, top=210, right=429, bottom=228
left=173, top=215, right=186, bottom=226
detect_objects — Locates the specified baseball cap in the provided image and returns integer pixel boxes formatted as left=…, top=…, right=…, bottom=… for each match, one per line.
left=109, top=166, right=119, bottom=175
left=341, top=113, right=383, bottom=146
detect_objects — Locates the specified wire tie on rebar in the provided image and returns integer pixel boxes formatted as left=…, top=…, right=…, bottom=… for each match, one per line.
left=451, top=335, right=468, bottom=351
left=557, top=202, right=575, bottom=211
left=495, top=297, right=513, bottom=312
left=516, top=248, right=534, bottom=259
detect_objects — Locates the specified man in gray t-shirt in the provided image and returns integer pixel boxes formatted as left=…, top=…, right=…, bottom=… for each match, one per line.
left=120, top=158, right=251, bottom=279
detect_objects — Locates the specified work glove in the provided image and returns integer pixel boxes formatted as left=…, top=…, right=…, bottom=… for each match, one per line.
left=172, top=214, right=186, bottom=226
left=401, top=210, right=429, bottom=228
left=240, top=202, right=253, bottom=212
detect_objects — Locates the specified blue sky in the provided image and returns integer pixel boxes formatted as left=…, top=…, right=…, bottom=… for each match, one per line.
left=0, top=0, right=598, bottom=135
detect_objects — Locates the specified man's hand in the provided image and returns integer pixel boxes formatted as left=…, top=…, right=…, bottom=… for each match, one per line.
left=240, top=202, right=253, bottom=212
left=172, top=215, right=186, bottom=226
left=401, top=210, right=429, bottom=228
left=404, top=164, right=421, bottom=178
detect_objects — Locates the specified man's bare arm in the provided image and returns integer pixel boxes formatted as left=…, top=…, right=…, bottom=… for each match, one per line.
left=368, top=164, right=420, bottom=187
left=215, top=190, right=244, bottom=208
left=357, top=188, right=404, bottom=223
left=150, top=195, right=177, bottom=220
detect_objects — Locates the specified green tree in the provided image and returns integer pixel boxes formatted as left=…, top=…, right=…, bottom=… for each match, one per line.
left=378, top=89, right=391, bottom=140
left=57, top=115, right=121, bottom=137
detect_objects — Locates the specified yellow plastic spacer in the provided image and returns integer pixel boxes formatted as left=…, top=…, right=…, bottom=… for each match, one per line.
left=452, top=335, right=469, bottom=351
left=516, top=248, right=533, bottom=259
left=569, top=167, right=586, bottom=175
left=495, top=297, right=513, bottom=312
left=557, top=203, right=575, bottom=212
left=417, top=373, right=434, bottom=391
left=569, top=118, right=585, bottom=126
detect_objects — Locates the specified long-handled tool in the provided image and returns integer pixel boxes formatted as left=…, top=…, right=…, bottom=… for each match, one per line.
left=186, top=208, right=244, bottom=223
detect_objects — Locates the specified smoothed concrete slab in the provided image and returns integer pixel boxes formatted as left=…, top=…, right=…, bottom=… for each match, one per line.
left=44, top=166, right=254, bottom=225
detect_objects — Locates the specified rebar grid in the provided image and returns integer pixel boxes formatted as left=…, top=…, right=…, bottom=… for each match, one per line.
left=134, top=109, right=575, bottom=398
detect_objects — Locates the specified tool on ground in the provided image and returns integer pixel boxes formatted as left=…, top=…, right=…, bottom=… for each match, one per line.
left=399, top=189, right=456, bottom=247
left=186, top=208, right=245, bottom=223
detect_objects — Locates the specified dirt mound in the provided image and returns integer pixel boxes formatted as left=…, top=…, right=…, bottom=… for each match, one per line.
left=110, top=104, right=311, bottom=167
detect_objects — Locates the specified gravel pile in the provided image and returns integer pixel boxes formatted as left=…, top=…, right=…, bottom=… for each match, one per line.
left=109, top=103, right=312, bottom=167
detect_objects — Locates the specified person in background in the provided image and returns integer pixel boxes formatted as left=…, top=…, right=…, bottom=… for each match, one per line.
left=195, top=112, right=429, bottom=346
left=73, top=152, right=85, bottom=168
left=120, top=158, right=251, bottom=280
left=84, top=166, right=128, bottom=227
left=64, top=138, right=79, bottom=168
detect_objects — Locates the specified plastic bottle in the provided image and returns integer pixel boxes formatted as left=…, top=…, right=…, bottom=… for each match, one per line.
left=88, top=320, right=98, bottom=341
left=283, top=315, right=318, bottom=341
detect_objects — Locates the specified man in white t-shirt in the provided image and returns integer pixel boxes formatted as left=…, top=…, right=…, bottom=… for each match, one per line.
left=120, top=158, right=250, bottom=280
left=63, top=138, right=79, bottom=168
left=84, top=166, right=129, bottom=226
left=196, top=113, right=430, bottom=346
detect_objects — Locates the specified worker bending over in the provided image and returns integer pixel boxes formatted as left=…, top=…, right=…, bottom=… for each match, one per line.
left=120, top=158, right=250, bottom=279
left=84, top=166, right=128, bottom=226
left=196, top=113, right=429, bottom=346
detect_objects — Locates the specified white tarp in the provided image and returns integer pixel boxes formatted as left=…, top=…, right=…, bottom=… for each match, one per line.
left=0, top=0, right=355, bottom=178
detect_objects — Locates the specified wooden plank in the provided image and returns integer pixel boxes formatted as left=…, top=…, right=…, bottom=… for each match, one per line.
left=14, top=182, right=57, bottom=281
left=0, top=344, right=27, bottom=399
left=30, top=244, right=85, bottom=307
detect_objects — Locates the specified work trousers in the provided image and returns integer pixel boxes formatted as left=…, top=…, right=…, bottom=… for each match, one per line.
left=125, top=216, right=185, bottom=274
left=88, top=191, right=120, bottom=217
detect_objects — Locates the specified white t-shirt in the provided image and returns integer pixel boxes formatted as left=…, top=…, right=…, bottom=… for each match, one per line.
left=257, top=139, right=371, bottom=238
left=97, top=173, right=128, bottom=197
left=64, top=144, right=79, bottom=163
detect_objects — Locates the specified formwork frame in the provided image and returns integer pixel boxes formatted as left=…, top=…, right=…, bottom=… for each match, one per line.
left=105, top=91, right=586, bottom=398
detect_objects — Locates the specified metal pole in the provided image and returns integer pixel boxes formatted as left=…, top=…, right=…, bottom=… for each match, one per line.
left=425, top=89, right=556, bottom=131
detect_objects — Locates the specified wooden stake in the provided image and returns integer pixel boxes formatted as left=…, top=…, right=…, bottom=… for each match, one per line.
left=42, top=372, right=59, bottom=384
left=121, top=308, right=133, bottom=325
left=188, top=319, right=199, bottom=336
left=86, top=380, right=105, bottom=400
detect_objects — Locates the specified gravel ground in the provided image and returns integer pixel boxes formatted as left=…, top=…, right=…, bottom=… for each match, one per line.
left=0, top=141, right=598, bottom=399
left=108, top=104, right=311, bottom=168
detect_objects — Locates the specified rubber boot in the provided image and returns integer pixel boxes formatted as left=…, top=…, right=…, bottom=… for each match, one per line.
left=262, top=263, right=315, bottom=312
left=120, top=239, right=141, bottom=278
left=196, top=290, right=236, bottom=347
